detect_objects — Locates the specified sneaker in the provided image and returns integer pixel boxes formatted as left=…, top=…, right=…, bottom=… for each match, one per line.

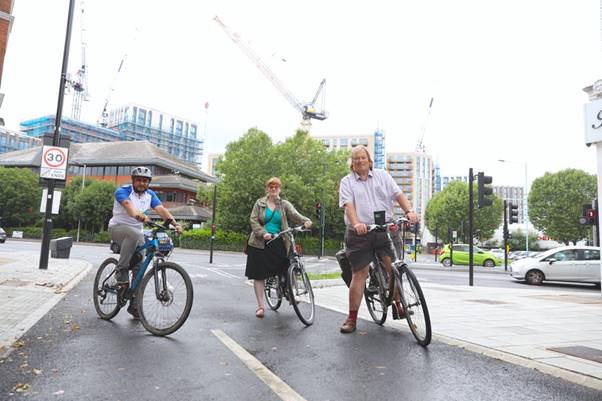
left=127, top=302, right=140, bottom=320
left=340, top=319, right=356, bottom=334
left=115, top=268, right=129, bottom=284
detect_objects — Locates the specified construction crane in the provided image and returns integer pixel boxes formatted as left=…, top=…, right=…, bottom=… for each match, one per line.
left=98, top=54, right=127, bottom=127
left=416, top=97, right=434, bottom=153
left=213, top=15, right=327, bottom=131
left=68, top=0, right=89, bottom=120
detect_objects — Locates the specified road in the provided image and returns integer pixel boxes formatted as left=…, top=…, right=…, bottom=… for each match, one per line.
left=0, top=240, right=600, bottom=400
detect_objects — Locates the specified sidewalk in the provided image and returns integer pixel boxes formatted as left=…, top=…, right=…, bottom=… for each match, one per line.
left=0, top=251, right=91, bottom=358
left=312, top=274, right=602, bottom=391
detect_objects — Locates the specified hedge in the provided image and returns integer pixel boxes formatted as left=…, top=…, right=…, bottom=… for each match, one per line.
left=179, top=228, right=343, bottom=256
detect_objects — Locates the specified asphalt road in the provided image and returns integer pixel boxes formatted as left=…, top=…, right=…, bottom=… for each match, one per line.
left=0, top=240, right=600, bottom=400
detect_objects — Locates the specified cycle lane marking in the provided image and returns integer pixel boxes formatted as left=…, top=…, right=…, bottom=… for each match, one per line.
left=211, top=329, right=307, bottom=401
left=204, top=267, right=242, bottom=279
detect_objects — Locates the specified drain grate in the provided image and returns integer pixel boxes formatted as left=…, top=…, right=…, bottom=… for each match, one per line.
left=467, top=299, right=511, bottom=305
left=547, top=346, right=602, bottom=363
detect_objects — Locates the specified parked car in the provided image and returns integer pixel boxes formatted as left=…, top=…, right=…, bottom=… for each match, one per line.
left=510, top=245, right=601, bottom=286
left=488, top=248, right=505, bottom=259
left=440, top=244, right=502, bottom=267
left=0, top=227, right=6, bottom=243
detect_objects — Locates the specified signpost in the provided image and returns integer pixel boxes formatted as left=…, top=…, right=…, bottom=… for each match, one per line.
left=40, top=146, right=69, bottom=180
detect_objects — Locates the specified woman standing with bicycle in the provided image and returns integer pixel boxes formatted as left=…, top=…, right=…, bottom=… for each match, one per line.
left=245, top=177, right=312, bottom=318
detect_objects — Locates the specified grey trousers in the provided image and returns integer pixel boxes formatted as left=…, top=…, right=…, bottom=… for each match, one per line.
left=109, top=224, right=144, bottom=271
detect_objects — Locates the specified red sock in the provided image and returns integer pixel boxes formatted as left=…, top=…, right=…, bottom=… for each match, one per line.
left=348, top=310, right=358, bottom=322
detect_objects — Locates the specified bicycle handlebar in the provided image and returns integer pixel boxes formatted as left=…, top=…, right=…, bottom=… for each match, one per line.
left=366, top=217, right=409, bottom=232
left=146, top=221, right=179, bottom=235
left=266, top=225, right=310, bottom=245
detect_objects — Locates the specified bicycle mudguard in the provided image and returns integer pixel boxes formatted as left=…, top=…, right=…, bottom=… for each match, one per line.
left=336, top=249, right=352, bottom=288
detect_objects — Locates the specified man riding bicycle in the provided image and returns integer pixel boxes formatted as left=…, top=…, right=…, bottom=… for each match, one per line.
left=108, top=166, right=182, bottom=318
left=338, top=146, right=419, bottom=333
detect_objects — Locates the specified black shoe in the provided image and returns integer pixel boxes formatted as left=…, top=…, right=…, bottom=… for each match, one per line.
left=127, top=302, right=140, bottom=320
left=115, top=268, right=129, bottom=284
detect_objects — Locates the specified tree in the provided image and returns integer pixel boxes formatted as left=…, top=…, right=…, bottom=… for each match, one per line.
left=196, top=183, right=215, bottom=208
left=54, top=177, right=93, bottom=229
left=73, top=180, right=116, bottom=233
left=215, top=129, right=349, bottom=238
left=424, top=181, right=503, bottom=243
left=528, top=168, right=597, bottom=245
left=0, top=167, right=41, bottom=227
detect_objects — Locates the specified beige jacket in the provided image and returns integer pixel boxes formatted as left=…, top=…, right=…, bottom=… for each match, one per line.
left=248, top=196, right=309, bottom=252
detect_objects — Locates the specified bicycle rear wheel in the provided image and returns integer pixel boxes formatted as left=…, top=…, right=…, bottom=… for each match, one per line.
left=93, top=258, right=121, bottom=320
left=288, top=262, right=315, bottom=326
left=397, top=264, right=431, bottom=346
left=264, top=275, right=283, bottom=310
left=138, top=261, right=194, bottom=336
left=364, top=263, right=388, bottom=325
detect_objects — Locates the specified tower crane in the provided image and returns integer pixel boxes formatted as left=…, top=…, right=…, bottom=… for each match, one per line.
left=213, top=15, right=327, bottom=131
left=68, top=0, right=89, bottom=120
left=98, top=54, right=128, bottom=127
left=416, top=97, right=434, bottom=153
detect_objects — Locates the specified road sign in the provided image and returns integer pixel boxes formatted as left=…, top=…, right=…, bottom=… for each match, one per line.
left=40, top=146, right=69, bottom=180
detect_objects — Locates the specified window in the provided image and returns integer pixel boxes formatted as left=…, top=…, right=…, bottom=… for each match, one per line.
left=190, top=124, right=197, bottom=139
left=166, top=192, right=176, bottom=202
left=147, top=111, right=152, bottom=127
left=138, top=109, right=146, bottom=126
left=548, top=250, right=578, bottom=262
left=132, top=107, right=138, bottom=123
left=176, top=120, right=183, bottom=136
left=580, top=249, right=600, bottom=261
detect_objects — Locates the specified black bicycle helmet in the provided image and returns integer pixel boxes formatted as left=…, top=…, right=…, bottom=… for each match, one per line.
left=131, top=166, right=152, bottom=182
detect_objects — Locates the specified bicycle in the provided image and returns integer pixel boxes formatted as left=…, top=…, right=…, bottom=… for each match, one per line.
left=93, top=221, right=194, bottom=336
left=362, top=218, right=432, bottom=346
left=263, top=225, right=315, bottom=326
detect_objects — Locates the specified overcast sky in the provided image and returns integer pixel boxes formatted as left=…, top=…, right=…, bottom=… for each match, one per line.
left=2, top=0, right=602, bottom=187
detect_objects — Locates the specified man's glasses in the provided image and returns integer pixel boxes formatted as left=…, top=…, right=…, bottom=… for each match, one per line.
left=268, top=184, right=281, bottom=189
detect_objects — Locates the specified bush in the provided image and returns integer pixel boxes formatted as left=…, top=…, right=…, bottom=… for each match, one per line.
left=179, top=228, right=343, bottom=255
left=93, top=231, right=111, bottom=243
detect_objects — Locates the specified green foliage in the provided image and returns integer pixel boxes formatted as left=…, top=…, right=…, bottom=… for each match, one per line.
left=72, top=180, right=116, bottom=233
left=54, top=176, right=93, bottom=229
left=424, top=181, right=503, bottom=242
left=214, top=129, right=348, bottom=239
left=93, top=231, right=111, bottom=243
left=196, top=183, right=215, bottom=208
left=0, top=167, right=41, bottom=227
left=528, top=169, right=597, bottom=245
left=507, top=229, right=541, bottom=251
left=179, top=228, right=342, bottom=255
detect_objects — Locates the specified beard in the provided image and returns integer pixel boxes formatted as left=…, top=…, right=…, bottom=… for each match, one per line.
left=133, top=184, right=147, bottom=194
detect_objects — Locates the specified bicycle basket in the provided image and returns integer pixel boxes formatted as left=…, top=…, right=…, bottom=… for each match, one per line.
left=156, top=231, right=174, bottom=254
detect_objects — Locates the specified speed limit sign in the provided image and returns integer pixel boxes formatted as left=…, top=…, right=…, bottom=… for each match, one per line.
left=40, top=146, right=69, bottom=180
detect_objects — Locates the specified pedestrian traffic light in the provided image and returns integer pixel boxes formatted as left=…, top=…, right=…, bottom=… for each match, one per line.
left=508, top=202, right=519, bottom=224
left=581, top=206, right=598, bottom=225
left=315, top=202, right=322, bottom=222
left=477, top=172, right=493, bottom=208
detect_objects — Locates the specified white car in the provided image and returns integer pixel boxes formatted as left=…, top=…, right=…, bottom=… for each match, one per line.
left=510, top=245, right=601, bottom=286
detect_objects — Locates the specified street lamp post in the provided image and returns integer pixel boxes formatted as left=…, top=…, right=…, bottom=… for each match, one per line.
left=498, top=159, right=529, bottom=254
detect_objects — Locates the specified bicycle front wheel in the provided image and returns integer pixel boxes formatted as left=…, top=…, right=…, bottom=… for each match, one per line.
left=364, top=263, right=387, bottom=325
left=264, top=275, right=283, bottom=310
left=397, top=264, right=431, bottom=346
left=138, top=261, right=194, bottom=336
left=288, top=263, right=315, bottom=326
left=93, top=258, right=121, bottom=320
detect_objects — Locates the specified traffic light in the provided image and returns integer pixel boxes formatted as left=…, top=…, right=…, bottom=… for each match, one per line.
left=477, top=172, right=493, bottom=208
left=581, top=205, right=597, bottom=225
left=508, top=202, right=519, bottom=224
left=315, top=202, right=322, bottom=222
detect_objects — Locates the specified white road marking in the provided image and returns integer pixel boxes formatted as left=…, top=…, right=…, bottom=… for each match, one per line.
left=205, top=267, right=241, bottom=279
left=211, top=329, right=307, bottom=401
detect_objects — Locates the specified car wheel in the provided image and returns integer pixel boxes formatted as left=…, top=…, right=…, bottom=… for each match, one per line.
left=483, top=259, right=495, bottom=268
left=0, top=239, right=5, bottom=244
left=525, top=270, right=544, bottom=285
left=441, top=258, right=451, bottom=267
left=110, top=242, right=120, bottom=254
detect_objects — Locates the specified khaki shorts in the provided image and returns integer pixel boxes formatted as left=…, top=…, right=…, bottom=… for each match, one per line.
left=344, top=228, right=395, bottom=272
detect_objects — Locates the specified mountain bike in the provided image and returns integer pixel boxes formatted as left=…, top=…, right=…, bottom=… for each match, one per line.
left=363, top=218, right=432, bottom=346
left=93, top=221, right=193, bottom=336
left=263, top=226, right=315, bottom=326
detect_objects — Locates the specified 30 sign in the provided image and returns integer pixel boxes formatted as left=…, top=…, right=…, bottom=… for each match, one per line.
left=40, top=146, right=69, bottom=180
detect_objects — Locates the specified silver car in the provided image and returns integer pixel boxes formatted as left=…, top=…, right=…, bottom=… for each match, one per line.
left=0, top=227, right=6, bottom=243
left=510, top=245, right=601, bottom=286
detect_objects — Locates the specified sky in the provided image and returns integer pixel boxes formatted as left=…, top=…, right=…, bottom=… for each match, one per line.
left=2, top=0, right=602, bottom=188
